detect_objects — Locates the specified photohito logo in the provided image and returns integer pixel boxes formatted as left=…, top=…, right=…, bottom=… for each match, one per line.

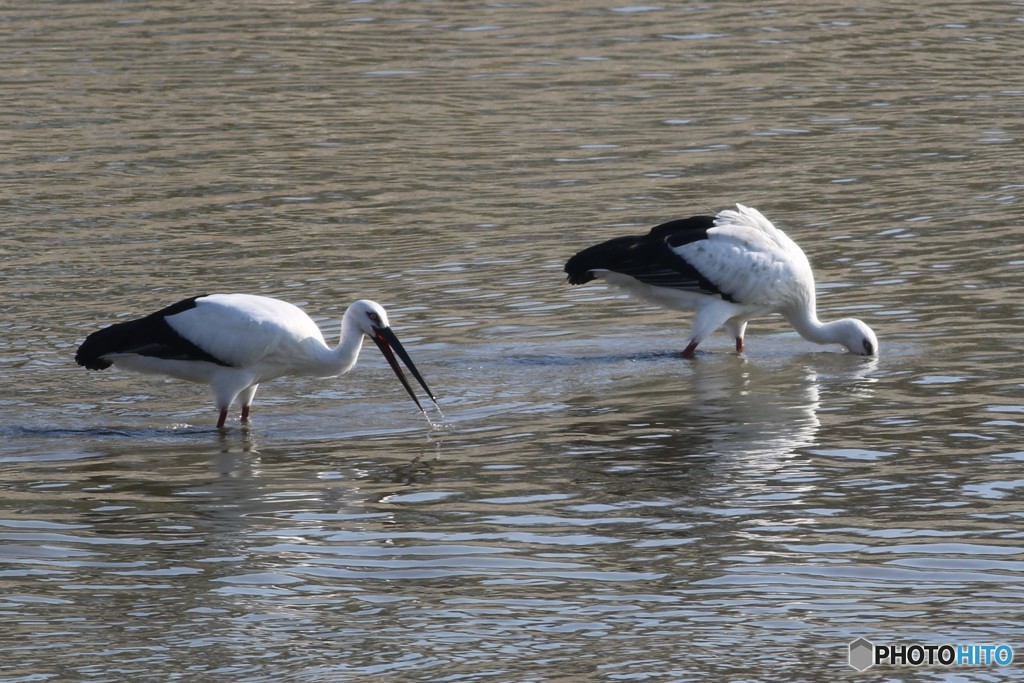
left=848, top=638, right=1014, bottom=671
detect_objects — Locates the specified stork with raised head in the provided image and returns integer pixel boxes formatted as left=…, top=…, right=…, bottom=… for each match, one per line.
left=75, top=294, right=438, bottom=428
left=564, top=204, right=878, bottom=357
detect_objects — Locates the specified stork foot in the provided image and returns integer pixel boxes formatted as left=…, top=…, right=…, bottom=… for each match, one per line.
left=681, top=341, right=699, bottom=358
left=216, top=409, right=228, bottom=429
left=241, top=405, right=250, bottom=424
left=735, top=337, right=745, bottom=354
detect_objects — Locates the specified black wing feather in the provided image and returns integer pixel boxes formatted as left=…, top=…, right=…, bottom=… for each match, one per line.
left=75, top=295, right=232, bottom=370
left=565, top=215, right=733, bottom=300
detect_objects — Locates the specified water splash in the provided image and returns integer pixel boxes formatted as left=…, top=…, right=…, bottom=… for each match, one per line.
left=421, top=401, right=456, bottom=432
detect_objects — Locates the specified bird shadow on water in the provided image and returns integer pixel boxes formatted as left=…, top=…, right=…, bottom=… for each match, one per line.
left=504, top=349, right=683, bottom=367
left=4, top=423, right=245, bottom=444
left=0, top=425, right=195, bottom=464
left=0, top=421, right=269, bottom=469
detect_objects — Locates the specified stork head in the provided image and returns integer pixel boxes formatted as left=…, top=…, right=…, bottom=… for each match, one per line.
left=347, top=299, right=393, bottom=335
left=838, top=318, right=879, bottom=356
left=346, top=299, right=437, bottom=410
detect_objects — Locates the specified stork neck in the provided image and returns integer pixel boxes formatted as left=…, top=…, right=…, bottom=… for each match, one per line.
left=323, top=316, right=365, bottom=375
left=786, top=306, right=845, bottom=346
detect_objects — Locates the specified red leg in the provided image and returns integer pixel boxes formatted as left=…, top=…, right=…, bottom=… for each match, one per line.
left=681, top=340, right=699, bottom=358
left=735, top=337, right=745, bottom=353
left=241, top=405, right=250, bottom=423
left=216, top=409, right=228, bottom=429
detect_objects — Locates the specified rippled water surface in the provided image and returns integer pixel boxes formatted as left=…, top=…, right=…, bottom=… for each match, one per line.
left=2, top=1, right=1023, bottom=680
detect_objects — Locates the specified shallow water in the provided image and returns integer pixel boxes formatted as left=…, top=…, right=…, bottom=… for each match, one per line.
left=2, top=1, right=1023, bottom=680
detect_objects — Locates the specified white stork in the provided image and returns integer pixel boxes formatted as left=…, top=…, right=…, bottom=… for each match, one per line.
left=76, top=294, right=437, bottom=428
left=565, top=204, right=878, bottom=357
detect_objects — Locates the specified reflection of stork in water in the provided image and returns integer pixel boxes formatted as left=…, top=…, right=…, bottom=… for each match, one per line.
left=572, top=353, right=881, bottom=468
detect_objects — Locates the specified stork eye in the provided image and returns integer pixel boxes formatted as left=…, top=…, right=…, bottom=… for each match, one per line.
left=368, top=311, right=381, bottom=323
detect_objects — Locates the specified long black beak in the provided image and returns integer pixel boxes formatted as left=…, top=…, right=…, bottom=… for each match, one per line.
left=370, top=326, right=437, bottom=412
